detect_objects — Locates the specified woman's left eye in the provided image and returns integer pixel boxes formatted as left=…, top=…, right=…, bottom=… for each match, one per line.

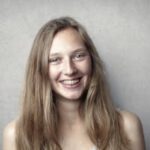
left=74, top=53, right=86, bottom=60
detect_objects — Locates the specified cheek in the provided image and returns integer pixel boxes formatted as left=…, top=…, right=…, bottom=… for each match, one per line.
left=82, top=58, right=92, bottom=75
left=48, top=66, right=60, bottom=82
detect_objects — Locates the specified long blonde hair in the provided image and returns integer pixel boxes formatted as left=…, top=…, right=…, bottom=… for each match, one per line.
left=16, top=16, right=129, bottom=150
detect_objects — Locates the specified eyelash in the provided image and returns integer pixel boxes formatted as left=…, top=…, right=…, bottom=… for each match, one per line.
left=49, top=53, right=87, bottom=64
left=49, top=57, right=61, bottom=64
left=73, top=53, right=86, bottom=60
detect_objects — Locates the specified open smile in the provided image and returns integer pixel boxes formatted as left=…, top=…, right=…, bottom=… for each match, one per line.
left=60, top=78, right=82, bottom=88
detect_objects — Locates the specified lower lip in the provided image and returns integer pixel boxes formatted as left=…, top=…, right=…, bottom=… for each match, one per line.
left=60, top=79, right=81, bottom=89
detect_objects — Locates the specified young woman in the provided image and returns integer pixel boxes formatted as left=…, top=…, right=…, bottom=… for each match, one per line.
left=3, top=17, right=145, bottom=150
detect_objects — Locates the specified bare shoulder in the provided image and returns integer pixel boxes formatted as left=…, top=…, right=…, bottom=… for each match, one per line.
left=3, top=120, right=17, bottom=150
left=119, top=110, right=146, bottom=150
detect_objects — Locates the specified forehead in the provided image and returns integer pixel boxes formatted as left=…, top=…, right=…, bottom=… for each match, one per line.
left=50, top=28, right=86, bottom=55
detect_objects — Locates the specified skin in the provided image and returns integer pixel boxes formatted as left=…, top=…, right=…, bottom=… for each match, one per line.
left=48, top=28, right=92, bottom=101
left=3, top=120, right=16, bottom=150
left=3, top=111, right=146, bottom=150
left=3, top=28, right=146, bottom=150
left=49, top=28, right=93, bottom=149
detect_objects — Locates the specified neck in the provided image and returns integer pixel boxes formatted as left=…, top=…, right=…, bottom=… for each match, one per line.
left=56, top=98, right=82, bottom=127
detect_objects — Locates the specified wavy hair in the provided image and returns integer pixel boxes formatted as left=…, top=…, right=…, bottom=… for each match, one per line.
left=16, top=16, right=129, bottom=150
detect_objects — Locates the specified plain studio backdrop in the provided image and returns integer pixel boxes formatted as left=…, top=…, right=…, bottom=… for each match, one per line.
left=0, top=0, right=150, bottom=149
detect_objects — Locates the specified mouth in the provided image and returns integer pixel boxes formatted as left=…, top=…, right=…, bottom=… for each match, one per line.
left=60, top=77, right=82, bottom=88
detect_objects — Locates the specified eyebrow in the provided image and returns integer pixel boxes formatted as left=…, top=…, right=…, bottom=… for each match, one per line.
left=49, top=48, right=87, bottom=57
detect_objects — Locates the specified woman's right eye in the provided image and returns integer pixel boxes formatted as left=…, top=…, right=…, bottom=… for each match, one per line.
left=48, top=57, right=61, bottom=64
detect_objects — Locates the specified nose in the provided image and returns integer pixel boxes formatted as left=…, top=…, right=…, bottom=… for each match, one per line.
left=62, top=58, right=77, bottom=76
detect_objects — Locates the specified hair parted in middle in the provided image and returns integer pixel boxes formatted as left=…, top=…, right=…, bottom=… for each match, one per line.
left=16, top=16, right=129, bottom=150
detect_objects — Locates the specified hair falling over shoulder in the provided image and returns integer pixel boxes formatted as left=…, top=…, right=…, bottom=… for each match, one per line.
left=16, top=16, right=130, bottom=150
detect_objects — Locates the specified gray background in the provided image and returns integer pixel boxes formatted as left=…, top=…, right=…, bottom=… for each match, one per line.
left=0, top=0, right=150, bottom=149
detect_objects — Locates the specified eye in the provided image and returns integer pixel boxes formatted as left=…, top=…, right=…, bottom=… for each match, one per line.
left=48, top=57, right=61, bottom=65
left=73, top=53, right=87, bottom=61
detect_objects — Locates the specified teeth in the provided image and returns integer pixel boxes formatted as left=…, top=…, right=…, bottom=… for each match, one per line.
left=62, top=79, right=80, bottom=85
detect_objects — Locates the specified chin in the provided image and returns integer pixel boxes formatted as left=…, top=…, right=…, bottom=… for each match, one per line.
left=61, top=93, right=83, bottom=101
left=53, top=83, right=88, bottom=101
left=54, top=90, right=84, bottom=101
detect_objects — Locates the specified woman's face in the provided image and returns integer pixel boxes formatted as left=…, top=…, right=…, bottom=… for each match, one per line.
left=49, top=28, right=92, bottom=101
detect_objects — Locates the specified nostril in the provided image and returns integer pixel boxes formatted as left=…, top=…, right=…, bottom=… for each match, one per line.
left=63, top=67, right=78, bottom=76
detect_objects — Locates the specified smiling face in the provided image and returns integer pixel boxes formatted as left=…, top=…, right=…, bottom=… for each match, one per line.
left=49, top=28, right=92, bottom=101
